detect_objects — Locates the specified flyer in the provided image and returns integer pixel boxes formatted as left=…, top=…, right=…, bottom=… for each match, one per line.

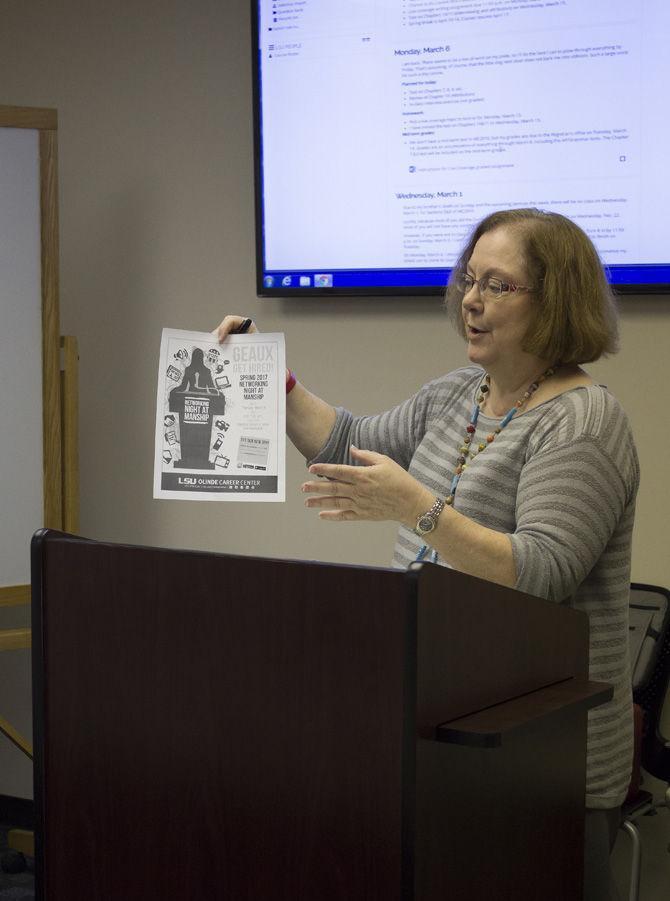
left=153, top=328, right=285, bottom=502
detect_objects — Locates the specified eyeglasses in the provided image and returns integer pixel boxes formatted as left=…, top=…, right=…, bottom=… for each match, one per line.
left=455, top=273, right=535, bottom=300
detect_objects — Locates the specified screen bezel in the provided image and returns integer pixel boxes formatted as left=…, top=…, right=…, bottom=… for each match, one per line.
left=251, top=1, right=670, bottom=298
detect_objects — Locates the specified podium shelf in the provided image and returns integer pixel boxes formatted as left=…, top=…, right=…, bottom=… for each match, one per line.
left=436, top=678, right=613, bottom=748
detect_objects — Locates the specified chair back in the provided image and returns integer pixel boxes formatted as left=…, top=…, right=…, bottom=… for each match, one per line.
left=629, top=582, right=670, bottom=780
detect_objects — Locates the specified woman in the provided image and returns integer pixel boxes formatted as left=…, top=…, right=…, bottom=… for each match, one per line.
left=216, top=208, right=638, bottom=900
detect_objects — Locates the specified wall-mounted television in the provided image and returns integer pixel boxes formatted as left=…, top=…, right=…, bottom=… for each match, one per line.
left=252, top=0, right=670, bottom=296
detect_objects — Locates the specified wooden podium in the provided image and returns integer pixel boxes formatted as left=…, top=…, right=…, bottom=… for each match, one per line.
left=31, top=530, right=610, bottom=901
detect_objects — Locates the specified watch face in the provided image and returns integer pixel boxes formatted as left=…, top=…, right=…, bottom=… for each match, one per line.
left=417, top=514, right=434, bottom=533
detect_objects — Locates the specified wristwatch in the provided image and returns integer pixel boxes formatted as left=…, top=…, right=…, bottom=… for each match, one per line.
left=414, top=497, right=446, bottom=537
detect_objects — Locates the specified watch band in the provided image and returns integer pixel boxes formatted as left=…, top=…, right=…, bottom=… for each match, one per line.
left=414, top=497, right=446, bottom=537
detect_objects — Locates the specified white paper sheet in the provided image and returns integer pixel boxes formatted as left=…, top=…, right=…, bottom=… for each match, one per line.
left=153, top=328, right=285, bottom=502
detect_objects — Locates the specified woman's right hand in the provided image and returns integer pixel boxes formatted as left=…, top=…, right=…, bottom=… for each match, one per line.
left=212, top=315, right=259, bottom=343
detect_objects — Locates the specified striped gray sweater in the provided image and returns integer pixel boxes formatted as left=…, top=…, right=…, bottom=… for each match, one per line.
left=313, top=366, right=639, bottom=809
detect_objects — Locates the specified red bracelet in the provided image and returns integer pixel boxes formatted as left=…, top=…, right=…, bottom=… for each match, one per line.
left=286, top=370, right=297, bottom=394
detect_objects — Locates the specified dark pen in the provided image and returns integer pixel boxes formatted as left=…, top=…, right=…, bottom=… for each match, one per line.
left=233, top=318, right=253, bottom=334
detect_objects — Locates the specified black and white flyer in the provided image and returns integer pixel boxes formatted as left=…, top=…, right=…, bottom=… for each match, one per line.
left=153, top=328, right=285, bottom=502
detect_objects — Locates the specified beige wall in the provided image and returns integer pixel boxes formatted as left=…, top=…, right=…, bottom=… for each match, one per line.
left=0, top=0, right=669, bottom=795
left=1, top=0, right=666, bottom=582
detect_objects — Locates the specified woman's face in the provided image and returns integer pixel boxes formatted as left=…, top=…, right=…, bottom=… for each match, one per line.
left=461, top=226, right=540, bottom=374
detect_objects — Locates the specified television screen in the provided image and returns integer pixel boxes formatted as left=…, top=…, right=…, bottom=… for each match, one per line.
left=252, top=0, right=670, bottom=296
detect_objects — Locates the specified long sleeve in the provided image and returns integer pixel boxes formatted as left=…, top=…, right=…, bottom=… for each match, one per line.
left=509, top=389, right=638, bottom=604
left=308, top=369, right=474, bottom=470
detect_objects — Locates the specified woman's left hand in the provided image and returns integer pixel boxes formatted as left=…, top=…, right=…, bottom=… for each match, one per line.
left=302, top=446, right=432, bottom=526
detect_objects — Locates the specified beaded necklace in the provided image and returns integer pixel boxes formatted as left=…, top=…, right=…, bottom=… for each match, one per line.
left=414, top=365, right=557, bottom=565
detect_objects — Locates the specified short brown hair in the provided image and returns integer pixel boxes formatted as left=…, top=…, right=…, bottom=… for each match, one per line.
left=445, top=208, right=619, bottom=364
